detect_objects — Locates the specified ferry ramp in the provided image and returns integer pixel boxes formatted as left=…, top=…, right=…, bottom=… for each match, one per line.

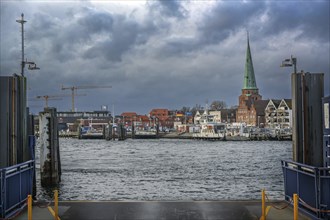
left=14, top=200, right=311, bottom=220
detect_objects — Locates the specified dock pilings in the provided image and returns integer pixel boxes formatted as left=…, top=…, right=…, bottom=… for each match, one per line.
left=39, top=107, right=61, bottom=186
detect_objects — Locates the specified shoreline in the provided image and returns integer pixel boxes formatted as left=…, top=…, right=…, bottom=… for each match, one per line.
left=59, top=132, right=292, bottom=141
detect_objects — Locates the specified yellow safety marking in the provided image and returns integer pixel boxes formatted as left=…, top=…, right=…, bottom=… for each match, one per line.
left=266, top=206, right=271, bottom=216
left=261, top=189, right=266, bottom=220
left=47, top=206, right=61, bottom=220
left=28, top=195, right=32, bottom=220
left=293, top=194, right=298, bottom=220
left=54, top=190, right=59, bottom=220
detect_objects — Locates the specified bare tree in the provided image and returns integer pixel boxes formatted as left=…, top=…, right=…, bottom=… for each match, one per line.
left=180, top=106, right=191, bottom=114
left=210, top=100, right=227, bottom=110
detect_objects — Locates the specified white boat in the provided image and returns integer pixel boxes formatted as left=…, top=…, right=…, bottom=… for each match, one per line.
left=193, top=123, right=226, bottom=140
left=79, top=124, right=105, bottom=139
left=133, top=127, right=158, bottom=139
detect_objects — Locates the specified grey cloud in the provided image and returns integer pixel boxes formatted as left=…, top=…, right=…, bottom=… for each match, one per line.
left=154, top=1, right=266, bottom=57
left=148, top=0, right=188, bottom=19
left=158, top=38, right=199, bottom=57
left=77, top=9, right=114, bottom=33
left=1, top=1, right=329, bottom=115
left=260, top=1, right=329, bottom=43
left=198, top=1, right=266, bottom=44
left=83, top=15, right=158, bottom=62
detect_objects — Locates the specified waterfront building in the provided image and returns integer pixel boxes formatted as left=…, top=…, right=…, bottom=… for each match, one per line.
left=194, top=111, right=202, bottom=124
left=149, top=109, right=169, bottom=119
left=220, top=108, right=237, bottom=123
left=121, top=112, right=138, bottom=126
left=149, top=108, right=170, bottom=127
left=55, top=110, right=112, bottom=132
left=236, top=34, right=263, bottom=126
left=194, top=110, right=222, bottom=124
left=265, top=99, right=292, bottom=129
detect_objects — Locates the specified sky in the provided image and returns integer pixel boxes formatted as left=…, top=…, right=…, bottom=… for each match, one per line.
left=1, top=0, right=329, bottom=115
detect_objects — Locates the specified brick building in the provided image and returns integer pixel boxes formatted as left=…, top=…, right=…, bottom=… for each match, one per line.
left=149, top=108, right=171, bottom=127
left=236, top=34, right=265, bottom=126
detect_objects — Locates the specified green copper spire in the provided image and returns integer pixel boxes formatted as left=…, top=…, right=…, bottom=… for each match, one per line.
left=243, top=32, right=257, bottom=89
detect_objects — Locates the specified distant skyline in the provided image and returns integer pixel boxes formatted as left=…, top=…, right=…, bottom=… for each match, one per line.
left=1, top=0, right=329, bottom=115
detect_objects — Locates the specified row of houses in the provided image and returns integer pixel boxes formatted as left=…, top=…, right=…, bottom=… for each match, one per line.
left=49, top=97, right=292, bottom=133
left=236, top=98, right=292, bottom=128
left=122, top=98, right=292, bottom=129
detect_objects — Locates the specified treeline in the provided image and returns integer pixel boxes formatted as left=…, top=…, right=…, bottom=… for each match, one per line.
left=178, top=100, right=236, bottom=116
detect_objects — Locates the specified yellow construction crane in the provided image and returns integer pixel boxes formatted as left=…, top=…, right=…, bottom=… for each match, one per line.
left=36, top=94, right=86, bottom=108
left=35, top=95, right=63, bottom=108
left=61, top=85, right=112, bottom=112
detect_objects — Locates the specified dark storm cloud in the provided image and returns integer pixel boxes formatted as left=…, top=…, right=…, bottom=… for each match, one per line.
left=26, top=6, right=158, bottom=63
left=83, top=14, right=158, bottom=62
left=159, top=38, right=198, bottom=57
left=0, top=0, right=329, bottom=114
left=148, top=0, right=187, bottom=19
left=78, top=9, right=114, bottom=33
left=198, top=1, right=266, bottom=44
left=257, top=1, right=329, bottom=43
left=155, top=1, right=266, bottom=57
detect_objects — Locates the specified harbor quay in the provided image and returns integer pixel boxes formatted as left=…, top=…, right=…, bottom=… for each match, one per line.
left=15, top=200, right=310, bottom=220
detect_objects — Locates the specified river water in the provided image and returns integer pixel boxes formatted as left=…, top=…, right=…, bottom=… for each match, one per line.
left=35, top=139, right=292, bottom=201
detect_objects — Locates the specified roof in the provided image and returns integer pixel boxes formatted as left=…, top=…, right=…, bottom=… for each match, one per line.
left=149, top=109, right=169, bottom=114
left=121, top=112, right=137, bottom=117
left=283, top=99, right=292, bottom=109
left=243, top=34, right=258, bottom=90
left=138, top=115, right=149, bottom=121
left=254, top=100, right=269, bottom=116
left=272, top=99, right=282, bottom=108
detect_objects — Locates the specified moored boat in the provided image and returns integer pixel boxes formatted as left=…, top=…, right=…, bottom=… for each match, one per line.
left=193, top=123, right=226, bottom=140
left=133, top=127, right=158, bottom=139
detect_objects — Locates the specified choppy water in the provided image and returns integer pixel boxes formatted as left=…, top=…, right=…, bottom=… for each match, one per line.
left=35, top=139, right=292, bottom=201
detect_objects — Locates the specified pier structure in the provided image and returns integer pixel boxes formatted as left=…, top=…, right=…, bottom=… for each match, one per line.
left=1, top=13, right=39, bottom=218
left=103, top=123, right=127, bottom=140
left=39, top=107, right=61, bottom=186
left=281, top=56, right=329, bottom=219
left=0, top=76, right=31, bottom=167
left=323, top=96, right=330, bottom=168
left=291, top=71, right=324, bottom=166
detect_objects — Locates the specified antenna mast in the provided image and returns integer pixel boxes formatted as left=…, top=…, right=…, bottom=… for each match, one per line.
left=16, top=13, right=40, bottom=77
left=16, top=13, right=26, bottom=76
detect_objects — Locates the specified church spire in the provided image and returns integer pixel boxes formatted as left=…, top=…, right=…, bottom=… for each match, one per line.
left=243, top=32, right=257, bottom=90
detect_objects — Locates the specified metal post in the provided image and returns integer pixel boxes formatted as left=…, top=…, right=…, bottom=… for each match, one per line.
left=293, top=193, right=299, bottom=220
left=71, top=87, right=75, bottom=112
left=28, top=194, right=32, bottom=220
left=301, top=72, right=306, bottom=163
left=261, top=189, right=266, bottom=220
left=292, top=56, right=297, bottom=75
left=54, top=190, right=58, bottom=220
left=16, top=14, right=26, bottom=77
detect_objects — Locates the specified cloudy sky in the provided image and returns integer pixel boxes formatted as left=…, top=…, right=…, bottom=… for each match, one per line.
left=1, top=0, right=329, bottom=115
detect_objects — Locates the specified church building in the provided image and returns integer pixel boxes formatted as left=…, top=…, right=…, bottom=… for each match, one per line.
left=236, top=34, right=268, bottom=126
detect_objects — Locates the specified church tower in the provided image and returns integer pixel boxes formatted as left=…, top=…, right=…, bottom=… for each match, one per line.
left=236, top=33, right=262, bottom=125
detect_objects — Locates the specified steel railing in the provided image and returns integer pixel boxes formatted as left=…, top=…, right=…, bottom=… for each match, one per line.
left=282, top=160, right=330, bottom=219
left=0, top=160, right=34, bottom=219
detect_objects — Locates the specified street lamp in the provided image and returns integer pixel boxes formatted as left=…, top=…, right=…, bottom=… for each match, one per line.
left=16, top=13, right=40, bottom=76
left=280, top=55, right=297, bottom=74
